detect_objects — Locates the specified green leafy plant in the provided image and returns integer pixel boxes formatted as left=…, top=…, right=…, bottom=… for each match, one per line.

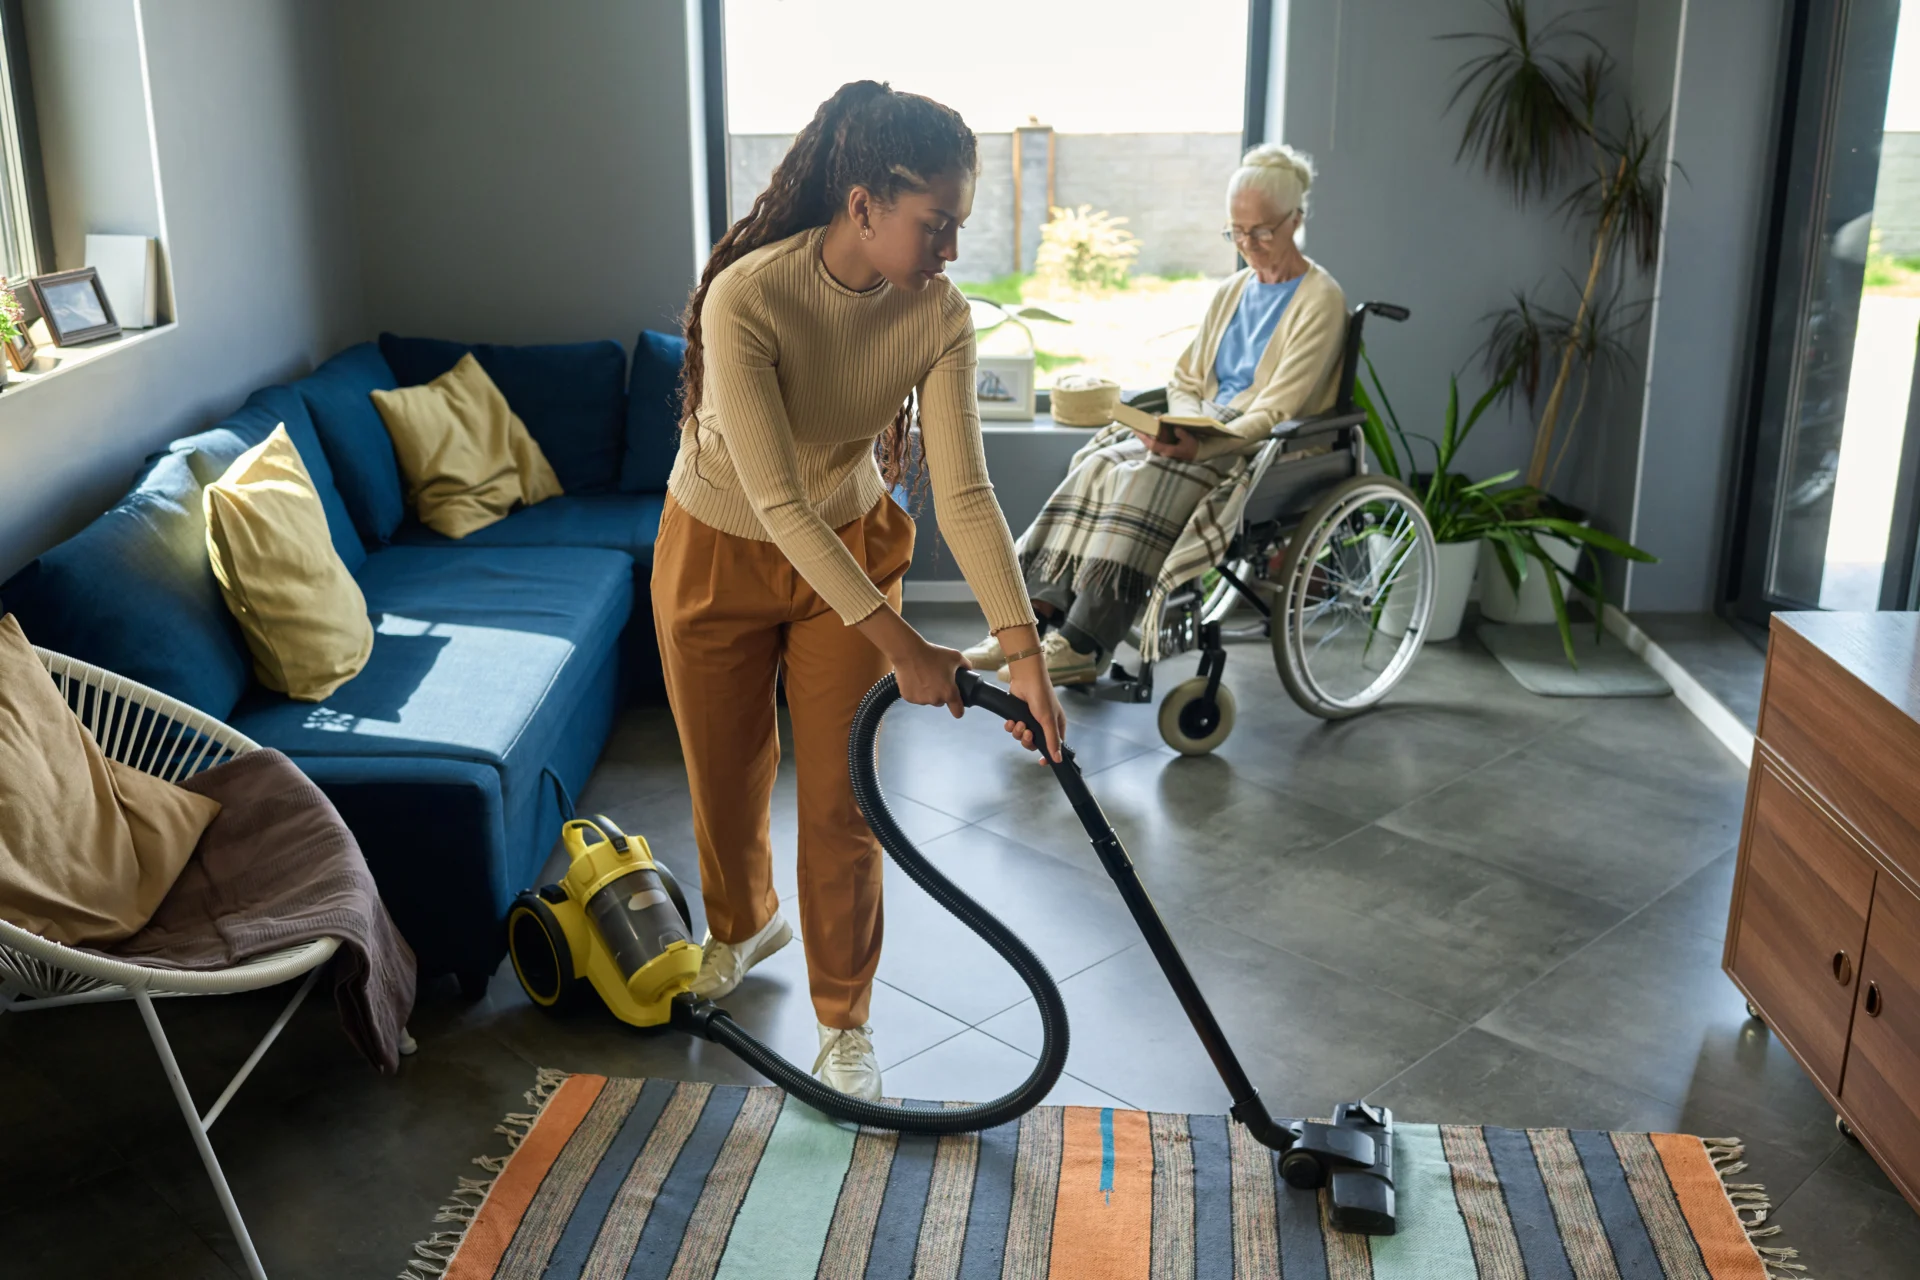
left=964, top=295, right=1069, bottom=351
left=1355, top=352, right=1655, bottom=666
left=0, top=279, right=23, bottom=346
left=1035, top=204, right=1140, bottom=293
left=1442, top=0, right=1676, bottom=493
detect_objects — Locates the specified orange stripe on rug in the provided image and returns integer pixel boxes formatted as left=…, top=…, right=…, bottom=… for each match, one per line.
left=448, top=1074, right=609, bottom=1280
left=1649, top=1134, right=1766, bottom=1280
left=1046, top=1106, right=1153, bottom=1280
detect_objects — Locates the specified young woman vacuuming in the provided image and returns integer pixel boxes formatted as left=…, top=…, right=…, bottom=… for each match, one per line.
left=657, top=80, right=1067, bottom=1100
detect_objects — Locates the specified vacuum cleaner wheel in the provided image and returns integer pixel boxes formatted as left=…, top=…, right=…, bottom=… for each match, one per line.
left=508, top=893, right=583, bottom=1012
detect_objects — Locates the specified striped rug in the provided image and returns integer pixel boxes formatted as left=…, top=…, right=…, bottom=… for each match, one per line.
left=401, top=1070, right=1800, bottom=1280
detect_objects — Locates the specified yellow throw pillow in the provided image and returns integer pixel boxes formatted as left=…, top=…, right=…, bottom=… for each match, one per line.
left=0, top=614, right=222, bottom=946
left=204, top=425, right=374, bottom=702
left=370, top=353, right=563, bottom=538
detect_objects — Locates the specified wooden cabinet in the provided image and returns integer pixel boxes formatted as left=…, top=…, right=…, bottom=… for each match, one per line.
left=1727, top=612, right=1920, bottom=1214
left=1840, top=876, right=1920, bottom=1199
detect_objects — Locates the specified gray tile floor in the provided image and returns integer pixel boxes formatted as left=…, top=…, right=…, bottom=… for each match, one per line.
left=3, top=603, right=1916, bottom=1278
left=1635, top=611, right=1769, bottom=732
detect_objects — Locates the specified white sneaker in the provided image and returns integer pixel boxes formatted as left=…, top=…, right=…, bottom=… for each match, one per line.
left=813, top=1023, right=882, bottom=1100
left=689, top=908, right=793, bottom=1000
left=999, top=629, right=1099, bottom=687
left=962, top=633, right=1005, bottom=670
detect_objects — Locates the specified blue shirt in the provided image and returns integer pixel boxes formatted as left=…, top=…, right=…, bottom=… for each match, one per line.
left=1212, top=274, right=1302, bottom=404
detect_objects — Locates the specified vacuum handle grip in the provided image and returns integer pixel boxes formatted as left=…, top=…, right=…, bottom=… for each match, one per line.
left=955, top=668, right=1049, bottom=754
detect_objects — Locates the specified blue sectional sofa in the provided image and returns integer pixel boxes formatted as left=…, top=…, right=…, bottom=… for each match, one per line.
left=1, top=330, right=688, bottom=993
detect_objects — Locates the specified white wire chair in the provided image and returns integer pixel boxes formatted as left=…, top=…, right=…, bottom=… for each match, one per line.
left=0, top=648, right=343, bottom=1280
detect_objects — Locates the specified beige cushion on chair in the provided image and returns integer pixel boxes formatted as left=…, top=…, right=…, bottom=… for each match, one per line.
left=0, top=614, right=222, bottom=946
left=204, top=425, right=374, bottom=702
left=370, top=352, right=563, bottom=539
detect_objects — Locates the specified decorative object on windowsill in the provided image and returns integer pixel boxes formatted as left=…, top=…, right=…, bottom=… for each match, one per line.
left=1440, top=0, right=1675, bottom=621
left=1049, top=374, right=1121, bottom=427
left=965, top=294, right=1067, bottom=421
left=0, top=279, right=25, bottom=385
left=84, top=234, right=160, bottom=330
left=1355, top=352, right=1655, bottom=664
left=28, top=267, right=121, bottom=347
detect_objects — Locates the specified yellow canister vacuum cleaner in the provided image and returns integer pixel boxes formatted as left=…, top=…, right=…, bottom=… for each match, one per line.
left=507, top=670, right=1399, bottom=1234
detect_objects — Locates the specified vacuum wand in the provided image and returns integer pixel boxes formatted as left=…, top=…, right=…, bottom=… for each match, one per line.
left=954, top=669, right=1397, bottom=1234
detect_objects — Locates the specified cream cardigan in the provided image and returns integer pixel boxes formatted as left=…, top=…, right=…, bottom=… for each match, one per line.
left=1165, top=260, right=1348, bottom=461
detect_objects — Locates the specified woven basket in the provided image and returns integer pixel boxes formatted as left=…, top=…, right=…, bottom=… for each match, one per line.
left=1050, top=375, right=1121, bottom=427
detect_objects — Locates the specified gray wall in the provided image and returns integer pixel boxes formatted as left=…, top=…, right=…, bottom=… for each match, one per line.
left=332, top=0, right=700, bottom=346
left=1625, top=0, right=1785, bottom=611
left=1878, top=132, right=1920, bottom=255
left=26, top=0, right=159, bottom=271
left=1277, top=0, right=1650, bottom=522
left=0, top=0, right=364, bottom=580
left=730, top=130, right=1242, bottom=280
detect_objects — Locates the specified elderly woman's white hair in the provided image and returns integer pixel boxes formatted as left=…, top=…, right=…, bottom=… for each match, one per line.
left=1227, top=142, right=1315, bottom=219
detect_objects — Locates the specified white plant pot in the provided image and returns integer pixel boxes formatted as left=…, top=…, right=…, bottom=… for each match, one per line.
left=1372, top=535, right=1478, bottom=643
left=1477, top=531, right=1583, bottom=624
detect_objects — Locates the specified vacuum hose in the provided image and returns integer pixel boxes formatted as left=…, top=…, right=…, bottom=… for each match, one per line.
left=676, top=669, right=1070, bottom=1134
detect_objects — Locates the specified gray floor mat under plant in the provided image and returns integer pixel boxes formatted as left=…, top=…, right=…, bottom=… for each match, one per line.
left=1474, top=621, right=1672, bottom=697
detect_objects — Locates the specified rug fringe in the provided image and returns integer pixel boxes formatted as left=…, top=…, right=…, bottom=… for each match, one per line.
left=397, top=1068, right=570, bottom=1279
left=1707, top=1138, right=1813, bottom=1280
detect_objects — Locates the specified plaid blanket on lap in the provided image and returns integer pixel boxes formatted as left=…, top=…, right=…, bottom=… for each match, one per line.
left=1016, top=427, right=1240, bottom=622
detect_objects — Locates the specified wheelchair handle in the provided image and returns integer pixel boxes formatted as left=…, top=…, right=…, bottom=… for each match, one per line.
left=1359, top=301, right=1410, bottom=323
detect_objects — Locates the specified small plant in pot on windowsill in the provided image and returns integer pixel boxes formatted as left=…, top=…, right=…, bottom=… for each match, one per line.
left=1356, top=354, right=1654, bottom=666
left=0, top=280, right=25, bottom=387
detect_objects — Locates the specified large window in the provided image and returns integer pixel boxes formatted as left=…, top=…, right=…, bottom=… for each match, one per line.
left=720, top=0, right=1253, bottom=396
left=0, top=0, right=44, bottom=283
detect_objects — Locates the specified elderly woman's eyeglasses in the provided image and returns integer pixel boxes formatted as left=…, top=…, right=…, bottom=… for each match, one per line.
left=1221, top=218, right=1294, bottom=246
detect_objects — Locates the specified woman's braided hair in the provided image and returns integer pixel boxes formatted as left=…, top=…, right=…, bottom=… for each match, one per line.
left=680, top=80, right=978, bottom=492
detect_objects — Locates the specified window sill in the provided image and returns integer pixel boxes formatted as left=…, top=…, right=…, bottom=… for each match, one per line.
left=0, top=323, right=178, bottom=403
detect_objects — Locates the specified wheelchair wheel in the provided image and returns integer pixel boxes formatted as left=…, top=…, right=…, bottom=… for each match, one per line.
left=1274, top=475, right=1436, bottom=719
left=1158, top=677, right=1238, bottom=755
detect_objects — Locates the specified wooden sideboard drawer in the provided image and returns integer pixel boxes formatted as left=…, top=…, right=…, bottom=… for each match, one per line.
left=1840, top=876, right=1920, bottom=1203
left=1760, top=623, right=1920, bottom=861
left=1728, top=754, right=1877, bottom=1092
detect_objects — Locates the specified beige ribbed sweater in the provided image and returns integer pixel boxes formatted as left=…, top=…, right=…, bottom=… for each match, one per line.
left=669, top=227, right=1033, bottom=631
left=1166, top=261, right=1348, bottom=461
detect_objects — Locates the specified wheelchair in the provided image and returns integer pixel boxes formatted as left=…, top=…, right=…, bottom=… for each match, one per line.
left=1092, top=301, right=1438, bottom=754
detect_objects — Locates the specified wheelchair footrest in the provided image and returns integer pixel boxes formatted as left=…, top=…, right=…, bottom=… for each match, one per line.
left=1092, top=662, right=1156, bottom=704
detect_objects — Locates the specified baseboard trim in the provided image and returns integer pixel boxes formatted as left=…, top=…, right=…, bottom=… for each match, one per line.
left=902, top=581, right=979, bottom=604
left=1603, top=604, right=1754, bottom=766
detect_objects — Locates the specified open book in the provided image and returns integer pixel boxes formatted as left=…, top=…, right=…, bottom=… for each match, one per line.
left=1110, top=403, right=1241, bottom=446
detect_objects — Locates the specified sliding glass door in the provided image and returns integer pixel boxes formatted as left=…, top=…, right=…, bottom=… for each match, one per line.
left=1729, top=0, right=1920, bottom=621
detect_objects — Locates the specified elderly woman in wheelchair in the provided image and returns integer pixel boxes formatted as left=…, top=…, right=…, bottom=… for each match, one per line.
left=964, top=145, right=1437, bottom=752
left=963, top=142, right=1349, bottom=686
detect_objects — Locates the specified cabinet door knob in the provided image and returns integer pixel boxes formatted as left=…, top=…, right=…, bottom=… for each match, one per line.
left=1865, top=981, right=1883, bottom=1018
left=1832, top=951, right=1854, bottom=986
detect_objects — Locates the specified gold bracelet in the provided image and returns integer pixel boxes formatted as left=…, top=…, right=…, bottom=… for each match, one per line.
left=1001, top=645, right=1043, bottom=665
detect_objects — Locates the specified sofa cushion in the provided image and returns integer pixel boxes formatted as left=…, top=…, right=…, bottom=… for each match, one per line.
left=378, top=333, right=627, bottom=494
left=620, top=329, right=685, bottom=494
left=0, top=451, right=253, bottom=719
left=296, top=343, right=404, bottom=549
left=204, top=425, right=374, bottom=702
left=226, top=545, right=633, bottom=814
left=391, top=493, right=664, bottom=564
left=178, top=383, right=366, bottom=574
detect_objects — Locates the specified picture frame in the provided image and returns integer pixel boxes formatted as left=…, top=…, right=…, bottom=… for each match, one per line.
left=976, top=352, right=1036, bottom=421
left=28, top=267, right=121, bottom=346
left=4, top=324, right=33, bottom=373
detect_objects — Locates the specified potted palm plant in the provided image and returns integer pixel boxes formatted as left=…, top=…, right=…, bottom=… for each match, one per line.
left=1441, top=0, right=1673, bottom=621
left=1356, top=355, right=1655, bottom=665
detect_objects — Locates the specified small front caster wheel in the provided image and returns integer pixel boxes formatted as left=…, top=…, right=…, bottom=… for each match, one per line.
left=1836, top=1113, right=1856, bottom=1141
left=1744, top=1000, right=1764, bottom=1023
left=1158, top=678, right=1237, bottom=755
left=1279, top=1149, right=1326, bottom=1191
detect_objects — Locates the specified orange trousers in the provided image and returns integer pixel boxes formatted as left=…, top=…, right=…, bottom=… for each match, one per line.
left=651, top=493, right=913, bottom=1029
